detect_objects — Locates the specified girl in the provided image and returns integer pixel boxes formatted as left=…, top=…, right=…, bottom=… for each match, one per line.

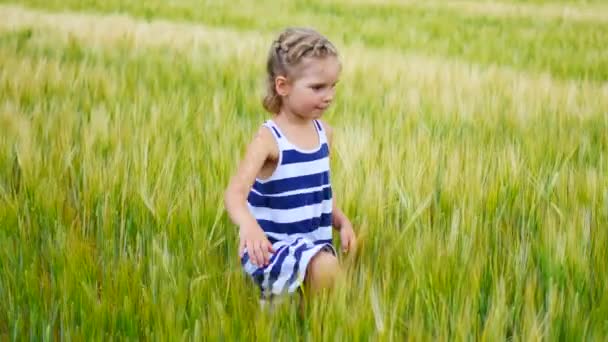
left=224, top=27, right=357, bottom=304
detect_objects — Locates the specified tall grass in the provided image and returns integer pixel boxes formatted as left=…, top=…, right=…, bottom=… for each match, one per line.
left=0, top=2, right=607, bottom=340
left=3, top=0, right=608, bottom=81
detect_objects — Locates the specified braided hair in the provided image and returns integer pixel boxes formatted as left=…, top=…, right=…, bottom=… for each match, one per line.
left=263, top=27, right=339, bottom=114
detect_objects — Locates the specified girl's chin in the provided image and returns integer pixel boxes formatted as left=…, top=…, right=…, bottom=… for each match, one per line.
left=312, top=108, right=326, bottom=116
left=291, top=108, right=324, bottom=120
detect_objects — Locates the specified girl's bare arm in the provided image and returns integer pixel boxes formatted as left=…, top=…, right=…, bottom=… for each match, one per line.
left=320, top=120, right=358, bottom=253
left=224, top=127, right=278, bottom=266
left=319, top=120, right=350, bottom=229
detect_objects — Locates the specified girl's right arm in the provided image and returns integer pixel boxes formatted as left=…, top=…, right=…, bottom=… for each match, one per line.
left=224, top=127, right=277, bottom=267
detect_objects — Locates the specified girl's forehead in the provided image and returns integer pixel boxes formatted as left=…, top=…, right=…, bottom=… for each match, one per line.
left=293, top=56, right=341, bottom=80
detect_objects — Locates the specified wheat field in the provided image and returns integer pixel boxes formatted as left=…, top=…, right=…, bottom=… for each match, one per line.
left=0, top=0, right=607, bottom=340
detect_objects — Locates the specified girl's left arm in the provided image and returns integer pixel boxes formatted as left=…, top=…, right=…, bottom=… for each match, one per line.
left=321, top=120, right=357, bottom=253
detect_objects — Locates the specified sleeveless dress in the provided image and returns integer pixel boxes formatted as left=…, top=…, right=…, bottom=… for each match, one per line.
left=241, top=119, right=336, bottom=298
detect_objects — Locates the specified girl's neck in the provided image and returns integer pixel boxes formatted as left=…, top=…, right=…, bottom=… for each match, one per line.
left=274, top=108, right=313, bottom=127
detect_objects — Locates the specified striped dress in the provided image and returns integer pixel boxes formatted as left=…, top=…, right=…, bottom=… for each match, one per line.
left=241, top=119, right=335, bottom=298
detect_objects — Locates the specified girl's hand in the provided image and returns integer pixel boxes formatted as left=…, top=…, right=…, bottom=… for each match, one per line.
left=239, top=224, right=274, bottom=267
left=339, top=221, right=357, bottom=254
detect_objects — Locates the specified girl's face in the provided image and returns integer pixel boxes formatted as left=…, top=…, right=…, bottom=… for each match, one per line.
left=279, top=56, right=341, bottom=119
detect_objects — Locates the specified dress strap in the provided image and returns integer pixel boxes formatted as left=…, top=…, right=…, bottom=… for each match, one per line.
left=262, top=120, right=289, bottom=151
left=313, top=120, right=328, bottom=145
left=264, top=121, right=283, bottom=139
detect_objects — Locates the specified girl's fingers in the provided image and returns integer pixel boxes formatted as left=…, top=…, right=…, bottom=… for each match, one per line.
left=260, top=241, right=269, bottom=266
left=253, top=241, right=264, bottom=267
left=238, top=239, right=245, bottom=257
left=264, top=241, right=274, bottom=264
left=246, top=240, right=258, bottom=266
left=258, top=241, right=268, bottom=267
left=265, top=241, right=275, bottom=253
left=350, top=236, right=357, bottom=253
left=342, top=236, right=350, bottom=252
left=254, top=241, right=264, bottom=266
left=263, top=250, right=270, bottom=266
left=245, top=240, right=253, bottom=265
left=243, top=239, right=291, bottom=266
left=343, top=234, right=356, bottom=253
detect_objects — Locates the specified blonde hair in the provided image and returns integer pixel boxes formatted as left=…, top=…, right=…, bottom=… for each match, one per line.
left=263, top=27, right=339, bottom=114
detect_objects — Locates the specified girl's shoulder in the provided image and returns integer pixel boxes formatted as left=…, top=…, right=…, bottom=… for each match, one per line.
left=250, top=124, right=280, bottom=161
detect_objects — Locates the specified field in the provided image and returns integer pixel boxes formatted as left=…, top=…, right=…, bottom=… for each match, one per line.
left=1, top=0, right=607, bottom=340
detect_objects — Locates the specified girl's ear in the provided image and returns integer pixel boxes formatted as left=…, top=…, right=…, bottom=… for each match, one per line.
left=275, top=75, right=291, bottom=97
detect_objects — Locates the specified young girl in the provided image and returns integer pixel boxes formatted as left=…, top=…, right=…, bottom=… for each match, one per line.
left=224, top=27, right=356, bottom=303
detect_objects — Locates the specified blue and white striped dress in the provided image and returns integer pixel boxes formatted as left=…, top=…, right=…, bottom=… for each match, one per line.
left=241, top=119, right=336, bottom=298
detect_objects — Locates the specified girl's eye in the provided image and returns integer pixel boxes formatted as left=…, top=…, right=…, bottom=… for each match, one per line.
left=311, top=85, right=324, bottom=91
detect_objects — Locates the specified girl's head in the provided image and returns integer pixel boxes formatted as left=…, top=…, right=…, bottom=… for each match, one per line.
left=263, top=27, right=341, bottom=118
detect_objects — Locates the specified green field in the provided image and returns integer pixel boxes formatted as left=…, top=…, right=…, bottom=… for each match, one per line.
left=1, top=1, right=607, bottom=340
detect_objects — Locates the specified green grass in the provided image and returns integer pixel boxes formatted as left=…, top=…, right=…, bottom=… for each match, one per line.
left=3, top=0, right=608, bottom=81
left=1, top=2, right=607, bottom=340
